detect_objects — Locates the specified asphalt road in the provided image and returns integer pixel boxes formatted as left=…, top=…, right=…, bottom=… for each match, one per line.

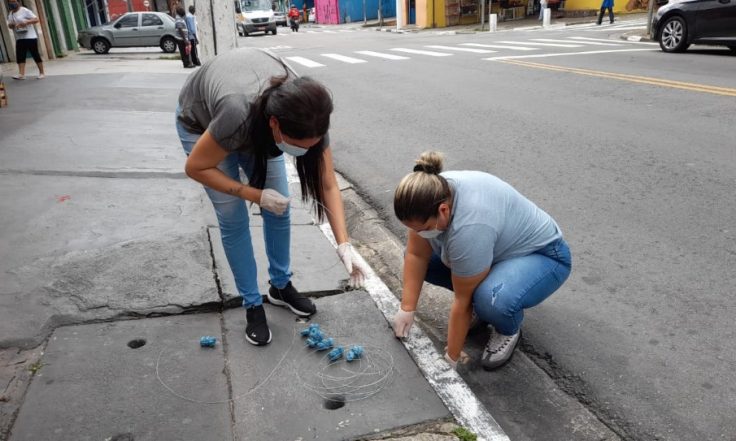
left=240, top=21, right=736, bottom=441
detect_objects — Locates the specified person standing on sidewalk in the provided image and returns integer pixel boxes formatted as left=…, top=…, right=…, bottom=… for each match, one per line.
left=175, top=48, right=368, bottom=346
left=391, top=151, right=572, bottom=370
left=597, top=0, right=614, bottom=24
left=174, top=6, right=193, bottom=68
left=6, top=0, right=45, bottom=80
left=185, top=5, right=201, bottom=66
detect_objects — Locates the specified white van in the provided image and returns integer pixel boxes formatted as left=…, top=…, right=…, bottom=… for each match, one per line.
left=235, top=0, right=277, bottom=36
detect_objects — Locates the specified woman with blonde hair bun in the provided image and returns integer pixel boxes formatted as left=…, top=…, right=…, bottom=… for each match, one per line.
left=392, top=151, right=571, bottom=370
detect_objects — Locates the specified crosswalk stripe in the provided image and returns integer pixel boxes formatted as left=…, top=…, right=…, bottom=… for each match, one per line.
left=425, top=45, right=496, bottom=53
left=355, top=50, right=410, bottom=60
left=569, top=36, right=657, bottom=45
left=461, top=43, right=537, bottom=51
left=532, top=38, right=621, bottom=46
left=306, top=30, right=318, bottom=33
left=321, top=53, right=367, bottom=63
left=322, top=30, right=337, bottom=33
left=285, top=56, right=325, bottom=68
left=338, top=29, right=354, bottom=32
left=499, top=40, right=582, bottom=48
left=391, top=48, right=453, bottom=57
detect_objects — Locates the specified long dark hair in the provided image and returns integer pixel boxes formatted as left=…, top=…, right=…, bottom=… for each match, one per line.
left=243, top=75, right=333, bottom=221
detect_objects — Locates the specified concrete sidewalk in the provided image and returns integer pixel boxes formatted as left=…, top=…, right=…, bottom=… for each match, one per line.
left=0, top=56, right=506, bottom=440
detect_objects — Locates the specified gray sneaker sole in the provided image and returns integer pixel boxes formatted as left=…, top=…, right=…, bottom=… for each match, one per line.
left=481, top=330, right=521, bottom=371
left=267, top=293, right=314, bottom=317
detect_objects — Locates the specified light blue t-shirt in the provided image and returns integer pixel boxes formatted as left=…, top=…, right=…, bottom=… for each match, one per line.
left=427, top=171, right=562, bottom=277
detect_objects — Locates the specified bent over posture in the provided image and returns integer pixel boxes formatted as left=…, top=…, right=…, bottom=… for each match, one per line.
left=176, top=48, right=367, bottom=346
left=392, top=151, right=572, bottom=370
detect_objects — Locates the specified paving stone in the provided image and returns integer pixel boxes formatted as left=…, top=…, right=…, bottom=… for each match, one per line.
left=8, top=314, right=231, bottom=441
left=223, top=291, right=450, bottom=441
left=211, top=224, right=348, bottom=306
left=0, top=175, right=218, bottom=348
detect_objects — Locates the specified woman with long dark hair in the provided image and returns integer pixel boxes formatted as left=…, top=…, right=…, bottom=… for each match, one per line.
left=175, top=48, right=367, bottom=346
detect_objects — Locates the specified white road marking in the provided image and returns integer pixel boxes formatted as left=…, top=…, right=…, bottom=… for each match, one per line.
left=321, top=53, right=367, bottom=63
left=322, top=30, right=337, bottom=33
left=284, top=56, right=325, bottom=67
left=532, top=38, right=621, bottom=46
left=569, top=36, right=658, bottom=45
left=484, top=47, right=655, bottom=61
left=461, top=43, right=538, bottom=51
left=391, top=48, right=453, bottom=56
left=355, top=50, right=410, bottom=60
left=498, top=40, right=582, bottom=48
left=425, top=45, right=496, bottom=53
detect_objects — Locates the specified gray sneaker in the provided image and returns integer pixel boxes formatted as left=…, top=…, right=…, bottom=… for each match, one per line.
left=481, top=329, right=521, bottom=371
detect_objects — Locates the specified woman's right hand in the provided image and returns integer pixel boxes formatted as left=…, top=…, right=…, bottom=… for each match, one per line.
left=392, top=307, right=415, bottom=338
left=259, top=189, right=289, bottom=215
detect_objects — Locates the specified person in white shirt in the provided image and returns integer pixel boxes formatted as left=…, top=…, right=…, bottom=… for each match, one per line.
left=6, top=0, right=45, bottom=79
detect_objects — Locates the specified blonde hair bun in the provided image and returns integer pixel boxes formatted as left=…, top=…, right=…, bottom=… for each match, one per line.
left=412, top=151, right=444, bottom=175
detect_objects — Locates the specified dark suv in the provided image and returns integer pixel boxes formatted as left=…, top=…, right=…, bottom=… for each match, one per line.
left=652, top=0, right=736, bottom=53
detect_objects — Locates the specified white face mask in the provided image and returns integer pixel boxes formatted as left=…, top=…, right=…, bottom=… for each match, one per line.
left=417, top=216, right=443, bottom=239
left=275, top=129, right=309, bottom=157
left=276, top=140, right=308, bottom=157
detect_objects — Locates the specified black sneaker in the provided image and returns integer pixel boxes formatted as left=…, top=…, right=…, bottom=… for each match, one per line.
left=267, top=281, right=316, bottom=317
left=245, top=305, right=272, bottom=346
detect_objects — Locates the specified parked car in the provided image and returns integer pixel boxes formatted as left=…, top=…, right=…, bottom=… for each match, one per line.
left=77, top=12, right=179, bottom=54
left=652, top=0, right=736, bottom=53
left=274, top=10, right=288, bottom=27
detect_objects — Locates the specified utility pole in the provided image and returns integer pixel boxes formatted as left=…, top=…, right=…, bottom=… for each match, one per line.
left=480, top=0, right=484, bottom=31
left=646, top=0, right=654, bottom=37
left=195, top=0, right=238, bottom=62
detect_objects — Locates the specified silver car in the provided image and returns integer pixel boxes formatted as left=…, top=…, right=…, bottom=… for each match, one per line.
left=77, top=12, right=179, bottom=54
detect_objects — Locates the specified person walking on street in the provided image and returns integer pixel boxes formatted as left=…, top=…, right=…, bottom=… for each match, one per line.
left=392, top=152, right=572, bottom=370
left=174, top=6, right=193, bottom=68
left=288, top=5, right=300, bottom=32
left=6, top=0, right=45, bottom=80
left=176, top=48, right=368, bottom=346
left=185, top=5, right=201, bottom=66
left=597, top=0, right=614, bottom=24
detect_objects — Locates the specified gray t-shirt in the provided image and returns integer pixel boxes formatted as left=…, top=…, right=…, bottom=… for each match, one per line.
left=427, top=171, right=562, bottom=277
left=177, top=48, right=295, bottom=152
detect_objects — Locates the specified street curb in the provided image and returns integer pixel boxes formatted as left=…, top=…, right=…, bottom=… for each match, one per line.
left=283, top=162, right=510, bottom=441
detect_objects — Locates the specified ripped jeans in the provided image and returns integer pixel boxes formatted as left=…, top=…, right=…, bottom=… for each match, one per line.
left=175, top=111, right=291, bottom=308
left=424, top=238, right=572, bottom=336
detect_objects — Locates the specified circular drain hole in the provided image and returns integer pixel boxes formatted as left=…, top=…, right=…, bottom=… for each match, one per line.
left=127, top=339, right=146, bottom=349
left=323, top=395, right=345, bottom=410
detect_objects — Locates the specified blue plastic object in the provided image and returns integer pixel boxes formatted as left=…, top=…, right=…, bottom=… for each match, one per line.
left=300, top=323, right=320, bottom=337
left=328, top=346, right=344, bottom=362
left=308, top=327, right=324, bottom=342
left=306, top=337, right=320, bottom=348
left=315, top=337, right=334, bottom=351
left=346, top=345, right=364, bottom=361
left=199, top=336, right=217, bottom=347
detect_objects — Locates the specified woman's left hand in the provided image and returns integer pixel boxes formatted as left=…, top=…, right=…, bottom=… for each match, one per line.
left=336, top=242, right=368, bottom=289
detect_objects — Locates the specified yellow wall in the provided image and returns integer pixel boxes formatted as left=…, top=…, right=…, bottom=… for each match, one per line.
left=564, top=0, right=649, bottom=13
left=416, top=0, right=446, bottom=28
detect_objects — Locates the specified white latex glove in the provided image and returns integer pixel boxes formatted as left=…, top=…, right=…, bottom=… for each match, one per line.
left=336, top=242, right=368, bottom=289
left=259, top=189, right=289, bottom=215
left=393, top=307, right=415, bottom=338
left=444, top=350, right=471, bottom=370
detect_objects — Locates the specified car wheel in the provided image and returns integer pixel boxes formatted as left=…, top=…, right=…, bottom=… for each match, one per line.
left=237, top=24, right=244, bottom=36
left=91, top=37, right=110, bottom=54
left=160, top=36, right=177, bottom=53
left=659, top=16, right=689, bottom=53
left=272, top=28, right=277, bottom=35
left=729, top=46, right=736, bottom=54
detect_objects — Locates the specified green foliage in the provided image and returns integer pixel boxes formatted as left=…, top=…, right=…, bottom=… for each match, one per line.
left=28, top=361, right=45, bottom=375
left=452, top=426, right=478, bottom=441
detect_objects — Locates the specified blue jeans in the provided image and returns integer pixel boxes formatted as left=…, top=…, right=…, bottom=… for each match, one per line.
left=425, top=238, right=572, bottom=336
left=175, top=110, right=292, bottom=308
